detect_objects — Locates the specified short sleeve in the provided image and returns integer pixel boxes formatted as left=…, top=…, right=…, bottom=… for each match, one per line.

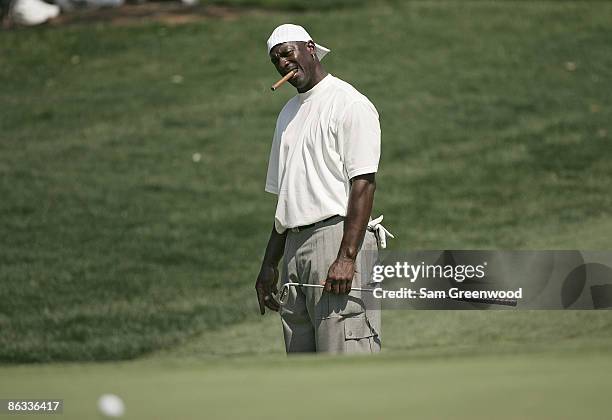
left=265, top=123, right=281, bottom=195
left=338, top=100, right=381, bottom=179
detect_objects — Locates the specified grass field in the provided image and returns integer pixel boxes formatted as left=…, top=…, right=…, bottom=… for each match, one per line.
left=1, top=0, right=612, bottom=418
left=2, top=350, right=612, bottom=419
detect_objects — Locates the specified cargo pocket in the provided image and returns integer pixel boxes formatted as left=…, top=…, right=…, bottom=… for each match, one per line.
left=328, top=293, right=367, bottom=317
left=344, top=316, right=378, bottom=353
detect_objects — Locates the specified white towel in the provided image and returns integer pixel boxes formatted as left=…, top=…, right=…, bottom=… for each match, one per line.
left=367, top=215, right=395, bottom=249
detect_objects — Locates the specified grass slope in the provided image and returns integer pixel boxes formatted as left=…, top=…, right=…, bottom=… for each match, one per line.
left=1, top=1, right=612, bottom=362
left=157, top=311, right=612, bottom=359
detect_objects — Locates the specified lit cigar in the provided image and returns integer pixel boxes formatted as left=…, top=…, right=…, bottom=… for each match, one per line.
left=271, top=70, right=297, bottom=91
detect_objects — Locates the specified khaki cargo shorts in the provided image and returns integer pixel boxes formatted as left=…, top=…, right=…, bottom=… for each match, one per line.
left=280, top=216, right=381, bottom=354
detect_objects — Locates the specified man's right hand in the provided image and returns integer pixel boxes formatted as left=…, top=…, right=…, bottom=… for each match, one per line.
left=255, top=265, right=280, bottom=315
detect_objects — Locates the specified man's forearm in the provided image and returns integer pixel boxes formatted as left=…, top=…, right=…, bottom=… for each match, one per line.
left=337, top=173, right=376, bottom=260
left=261, top=225, right=287, bottom=268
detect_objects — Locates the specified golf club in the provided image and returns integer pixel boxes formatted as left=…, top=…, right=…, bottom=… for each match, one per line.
left=277, top=282, right=518, bottom=307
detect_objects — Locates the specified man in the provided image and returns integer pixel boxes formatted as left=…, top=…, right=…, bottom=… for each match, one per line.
left=255, top=24, right=387, bottom=354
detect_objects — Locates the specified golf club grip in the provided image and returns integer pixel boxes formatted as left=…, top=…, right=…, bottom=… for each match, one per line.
left=451, top=296, right=518, bottom=307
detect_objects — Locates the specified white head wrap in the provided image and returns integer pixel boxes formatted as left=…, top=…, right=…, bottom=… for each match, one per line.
left=267, top=24, right=330, bottom=60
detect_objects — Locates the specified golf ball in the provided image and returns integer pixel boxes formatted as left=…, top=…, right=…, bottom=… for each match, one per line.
left=97, top=394, right=125, bottom=418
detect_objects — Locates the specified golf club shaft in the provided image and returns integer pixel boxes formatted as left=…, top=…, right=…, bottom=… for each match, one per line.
left=284, top=282, right=374, bottom=292
left=450, top=296, right=518, bottom=307
left=283, top=283, right=518, bottom=306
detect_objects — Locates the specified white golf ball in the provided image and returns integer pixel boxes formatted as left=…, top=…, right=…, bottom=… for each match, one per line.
left=97, top=394, right=125, bottom=418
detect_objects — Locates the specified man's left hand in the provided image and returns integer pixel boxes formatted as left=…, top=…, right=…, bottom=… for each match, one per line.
left=323, top=256, right=355, bottom=294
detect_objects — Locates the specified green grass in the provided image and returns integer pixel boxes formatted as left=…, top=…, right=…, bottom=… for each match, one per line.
left=2, top=3, right=612, bottom=418
left=2, top=351, right=612, bottom=419
left=1, top=0, right=612, bottom=365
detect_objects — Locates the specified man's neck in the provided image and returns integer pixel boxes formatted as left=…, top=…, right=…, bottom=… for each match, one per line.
left=298, top=68, right=329, bottom=93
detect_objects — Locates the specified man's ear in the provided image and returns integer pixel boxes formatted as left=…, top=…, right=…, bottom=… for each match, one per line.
left=306, top=40, right=317, bottom=57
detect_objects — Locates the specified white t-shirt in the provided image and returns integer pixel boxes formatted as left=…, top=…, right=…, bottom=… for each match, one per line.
left=265, top=74, right=381, bottom=233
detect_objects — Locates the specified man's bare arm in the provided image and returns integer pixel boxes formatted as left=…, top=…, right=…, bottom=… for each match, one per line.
left=255, top=225, right=287, bottom=314
left=324, top=173, right=376, bottom=294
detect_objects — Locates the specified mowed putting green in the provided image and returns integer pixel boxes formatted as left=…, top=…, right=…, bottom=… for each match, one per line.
left=3, top=311, right=612, bottom=419
left=1, top=352, right=611, bottom=420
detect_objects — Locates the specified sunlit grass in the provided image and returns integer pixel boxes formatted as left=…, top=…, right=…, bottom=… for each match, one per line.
left=1, top=0, right=611, bottom=362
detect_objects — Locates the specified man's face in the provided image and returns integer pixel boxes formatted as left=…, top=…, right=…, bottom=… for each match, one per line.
left=269, top=41, right=317, bottom=91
